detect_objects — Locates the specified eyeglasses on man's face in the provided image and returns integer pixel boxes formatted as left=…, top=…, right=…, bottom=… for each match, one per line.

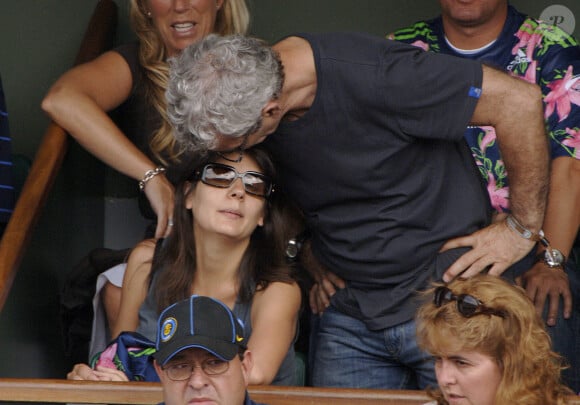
left=162, top=358, right=230, bottom=381
left=197, top=162, right=273, bottom=198
left=433, top=286, right=506, bottom=318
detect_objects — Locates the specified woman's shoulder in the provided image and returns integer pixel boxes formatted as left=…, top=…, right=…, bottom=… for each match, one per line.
left=127, top=239, right=157, bottom=265
left=123, top=240, right=158, bottom=289
left=112, top=42, right=139, bottom=62
left=111, top=41, right=141, bottom=79
left=257, top=280, right=300, bottom=295
left=252, top=281, right=301, bottom=311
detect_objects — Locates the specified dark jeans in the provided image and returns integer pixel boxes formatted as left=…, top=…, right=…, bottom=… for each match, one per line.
left=310, top=306, right=436, bottom=389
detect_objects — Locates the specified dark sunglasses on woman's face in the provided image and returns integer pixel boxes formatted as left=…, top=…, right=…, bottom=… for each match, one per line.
left=197, top=162, right=273, bottom=198
left=433, top=286, right=506, bottom=318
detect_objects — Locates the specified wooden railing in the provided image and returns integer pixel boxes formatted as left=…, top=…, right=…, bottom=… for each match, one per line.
left=0, top=378, right=580, bottom=405
left=0, top=379, right=578, bottom=404
left=249, top=385, right=431, bottom=405
left=0, top=0, right=118, bottom=311
left=0, top=378, right=430, bottom=404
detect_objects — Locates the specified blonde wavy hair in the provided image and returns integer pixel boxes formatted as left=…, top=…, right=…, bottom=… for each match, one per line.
left=129, top=0, right=250, bottom=165
left=416, top=274, right=573, bottom=405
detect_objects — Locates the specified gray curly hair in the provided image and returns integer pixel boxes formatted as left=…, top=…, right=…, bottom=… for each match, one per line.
left=167, top=34, right=284, bottom=151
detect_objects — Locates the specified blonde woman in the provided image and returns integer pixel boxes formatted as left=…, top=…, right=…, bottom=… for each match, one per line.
left=42, top=0, right=249, bottom=238
left=43, top=1, right=250, bottom=349
left=416, top=274, right=573, bottom=404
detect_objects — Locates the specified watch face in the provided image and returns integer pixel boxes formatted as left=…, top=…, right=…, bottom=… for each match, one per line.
left=545, top=249, right=564, bottom=266
left=286, top=240, right=299, bottom=259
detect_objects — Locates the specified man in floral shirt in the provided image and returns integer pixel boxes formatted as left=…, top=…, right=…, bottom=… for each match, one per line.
left=390, top=0, right=580, bottom=391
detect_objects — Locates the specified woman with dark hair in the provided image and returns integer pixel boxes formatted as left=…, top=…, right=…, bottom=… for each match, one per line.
left=68, top=147, right=302, bottom=385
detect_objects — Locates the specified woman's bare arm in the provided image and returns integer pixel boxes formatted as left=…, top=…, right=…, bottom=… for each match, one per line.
left=41, top=51, right=174, bottom=237
left=112, top=239, right=157, bottom=338
left=248, top=281, right=302, bottom=385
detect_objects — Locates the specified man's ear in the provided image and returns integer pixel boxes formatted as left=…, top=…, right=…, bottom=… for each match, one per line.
left=261, top=100, right=281, bottom=118
left=153, top=359, right=165, bottom=381
left=240, top=349, right=254, bottom=386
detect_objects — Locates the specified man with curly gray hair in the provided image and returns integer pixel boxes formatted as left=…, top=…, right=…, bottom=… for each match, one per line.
left=167, top=34, right=283, bottom=151
left=166, top=32, right=550, bottom=390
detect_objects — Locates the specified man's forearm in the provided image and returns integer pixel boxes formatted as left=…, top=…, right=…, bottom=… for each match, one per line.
left=541, top=157, right=580, bottom=257
left=472, top=65, right=549, bottom=231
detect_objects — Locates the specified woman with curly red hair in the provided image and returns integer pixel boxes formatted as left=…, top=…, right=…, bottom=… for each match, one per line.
left=416, top=274, right=573, bottom=404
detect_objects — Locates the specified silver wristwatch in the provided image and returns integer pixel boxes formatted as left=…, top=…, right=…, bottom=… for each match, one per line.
left=285, top=229, right=311, bottom=262
left=285, top=238, right=302, bottom=260
left=537, top=249, right=566, bottom=268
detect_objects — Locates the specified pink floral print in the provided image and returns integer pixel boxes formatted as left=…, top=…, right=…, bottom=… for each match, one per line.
left=512, top=21, right=543, bottom=61
left=563, top=127, right=580, bottom=158
left=544, top=65, right=580, bottom=122
left=487, top=172, right=510, bottom=212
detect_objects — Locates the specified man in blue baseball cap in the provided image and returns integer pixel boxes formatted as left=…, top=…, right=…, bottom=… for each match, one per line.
left=154, top=295, right=266, bottom=405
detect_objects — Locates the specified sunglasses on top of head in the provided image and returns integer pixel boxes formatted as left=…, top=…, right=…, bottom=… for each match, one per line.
left=195, top=162, right=273, bottom=198
left=433, top=286, right=506, bottom=319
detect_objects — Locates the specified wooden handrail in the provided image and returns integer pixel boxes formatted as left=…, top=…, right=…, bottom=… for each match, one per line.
left=0, top=379, right=161, bottom=404
left=249, top=385, right=431, bottom=405
left=0, top=378, right=433, bottom=404
left=0, top=379, right=578, bottom=404
left=0, top=0, right=118, bottom=311
left=0, top=378, right=580, bottom=405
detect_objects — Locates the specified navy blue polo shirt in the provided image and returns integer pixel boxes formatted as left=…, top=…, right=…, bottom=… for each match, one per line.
left=265, top=32, right=490, bottom=330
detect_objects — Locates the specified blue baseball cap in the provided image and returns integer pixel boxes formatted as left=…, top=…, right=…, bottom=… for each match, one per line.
left=154, top=295, right=247, bottom=366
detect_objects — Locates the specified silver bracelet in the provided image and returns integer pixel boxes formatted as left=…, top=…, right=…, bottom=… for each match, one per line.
left=505, top=215, right=550, bottom=248
left=139, top=167, right=166, bottom=191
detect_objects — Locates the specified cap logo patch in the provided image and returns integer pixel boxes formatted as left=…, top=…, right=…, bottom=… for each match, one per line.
left=236, top=334, right=244, bottom=342
left=161, top=317, right=177, bottom=342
